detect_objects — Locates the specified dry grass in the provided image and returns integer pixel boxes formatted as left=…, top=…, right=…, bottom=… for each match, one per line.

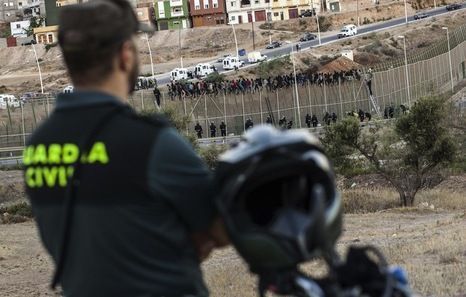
left=342, top=188, right=466, bottom=214
left=203, top=188, right=466, bottom=297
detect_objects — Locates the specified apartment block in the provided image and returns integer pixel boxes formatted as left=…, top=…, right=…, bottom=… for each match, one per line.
left=189, top=0, right=226, bottom=27
left=226, top=0, right=270, bottom=24
left=154, top=0, right=190, bottom=30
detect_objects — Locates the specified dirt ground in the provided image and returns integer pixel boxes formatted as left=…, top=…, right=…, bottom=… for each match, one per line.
left=1, top=207, right=464, bottom=296
left=0, top=171, right=465, bottom=296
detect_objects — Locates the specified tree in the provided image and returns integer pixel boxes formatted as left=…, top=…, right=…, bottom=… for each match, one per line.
left=321, top=96, right=456, bottom=206
left=23, top=16, right=45, bottom=37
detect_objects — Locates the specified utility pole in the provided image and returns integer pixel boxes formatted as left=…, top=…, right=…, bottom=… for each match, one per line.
left=251, top=17, right=255, bottom=50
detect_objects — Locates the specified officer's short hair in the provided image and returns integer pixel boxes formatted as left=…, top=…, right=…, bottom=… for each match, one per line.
left=58, top=0, right=153, bottom=86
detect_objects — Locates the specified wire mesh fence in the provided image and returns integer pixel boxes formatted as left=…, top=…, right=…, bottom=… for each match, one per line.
left=1, top=29, right=466, bottom=152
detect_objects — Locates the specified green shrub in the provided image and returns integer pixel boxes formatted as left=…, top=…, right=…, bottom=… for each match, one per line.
left=0, top=202, right=33, bottom=224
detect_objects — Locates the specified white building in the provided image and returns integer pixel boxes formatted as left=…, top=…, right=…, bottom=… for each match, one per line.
left=10, top=19, right=30, bottom=37
left=226, top=0, right=271, bottom=24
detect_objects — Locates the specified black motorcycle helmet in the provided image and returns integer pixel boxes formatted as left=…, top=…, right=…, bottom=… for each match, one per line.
left=215, top=125, right=342, bottom=274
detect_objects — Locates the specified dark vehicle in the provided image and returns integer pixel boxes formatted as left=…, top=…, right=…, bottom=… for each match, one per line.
left=446, top=3, right=462, bottom=10
left=299, top=9, right=316, bottom=18
left=414, top=12, right=429, bottom=20
left=299, top=33, right=317, bottom=42
left=21, top=39, right=37, bottom=46
left=265, top=41, right=282, bottom=49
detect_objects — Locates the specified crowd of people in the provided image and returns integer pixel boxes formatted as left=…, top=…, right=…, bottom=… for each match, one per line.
left=164, top=68, right=364, bottom=100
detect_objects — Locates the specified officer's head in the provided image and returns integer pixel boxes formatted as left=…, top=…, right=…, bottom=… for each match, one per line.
left=58, top=0, right=153, bottom=94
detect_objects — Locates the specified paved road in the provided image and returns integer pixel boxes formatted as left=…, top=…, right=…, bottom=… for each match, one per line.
left=155, top=3, right=466, bottom=86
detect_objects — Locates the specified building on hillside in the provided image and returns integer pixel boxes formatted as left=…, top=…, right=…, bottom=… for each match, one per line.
left=154, top=0, right=190, bottom=30
left=10, top=19, right=29, bottom=37
left=135, top=7, right=153, bottom=26
left=33, top=24, right=57, bottom=44
left=1, top=0, right=22, bottom=22
left=324, top=0, right=340, bottom=12
left=189, top=0, right=226, bottom=27
left=270, top=0, right=321, bottom=21
left=226, top=0, right=270, bottom=24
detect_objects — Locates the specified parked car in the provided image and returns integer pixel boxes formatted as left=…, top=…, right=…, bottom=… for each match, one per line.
left=414, top=12, right=429, bottom=20
left=337, top=24, right=357, bottom=38
left=300, top=33, right=317, bottom=42
left=446, top=3, right=462, bottom=10
left=217, top=53, right=232, bottom=62
left=265, top=41, right=282, bottom=49
left=299, top=9, right=316, bottom=18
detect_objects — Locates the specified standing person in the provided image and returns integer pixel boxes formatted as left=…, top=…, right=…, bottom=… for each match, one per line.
left=245, top=118, right=254, bottom=130
left=331, top=112, right=337, bottom=124
left=323, top=112, right=331, bottom=125
left=153, top=86, right=161, bottom=107
left=220, top=121, right=227, bottom=137
left=195, top=122, right=203, bottom=138
left=365, top=68, right=373, bottom=96
left=305, top=113, right=311, bottom=128
left=266, top=116, right=273, bottom=125
left=22, top=1, right=228, bottom=296
left=311, top=114, right=318, bottom=127
left=210, top=122, right=217, bottom=137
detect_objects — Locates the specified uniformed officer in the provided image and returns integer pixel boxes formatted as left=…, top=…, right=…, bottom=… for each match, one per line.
left=210, top=122, right=217, bottom=137
left=245, top=118, right=254, bottom=130
left=266, top=115, right=273, bottom=125
left=311, top=114, right=318, bottom=127
left=220, top=121, right=227, bottom=137
left=305, top=113, right=311, bottom=128
left=331, top=112, right=337, bottom=124
left=195, top=122, right=203, bottom=138
left=23, top=1, right=228, bottom=296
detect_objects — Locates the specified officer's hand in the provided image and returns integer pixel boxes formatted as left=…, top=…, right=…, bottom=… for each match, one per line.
left=190, top=218, right=230, bottom=261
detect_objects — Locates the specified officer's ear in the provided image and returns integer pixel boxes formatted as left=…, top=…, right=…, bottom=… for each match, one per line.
left=118, top=39, right=137, bottom=73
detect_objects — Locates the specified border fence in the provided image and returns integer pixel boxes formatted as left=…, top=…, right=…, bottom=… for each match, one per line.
left=1, top=24, right=466, bottom=159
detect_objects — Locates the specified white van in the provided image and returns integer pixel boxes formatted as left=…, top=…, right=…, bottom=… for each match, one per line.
left=222, top=56, right=245, bottom=70
left=247, top=51, right=268, bottom=63
left=0, top=94, right=21, bottom=109
left=63, top=85, right=74, bottom=94
left=338, top=24, right=357, bottom=38
left=194, top=63, right=217, bottom=78
left=170, top=68, right=193, bottom=82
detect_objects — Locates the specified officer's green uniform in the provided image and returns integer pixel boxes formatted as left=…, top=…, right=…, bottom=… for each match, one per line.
left=23, top=91, right=215, bottom=297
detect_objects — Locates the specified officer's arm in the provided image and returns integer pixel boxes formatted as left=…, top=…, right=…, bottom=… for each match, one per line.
left=147, top=128, right=228, bottom=257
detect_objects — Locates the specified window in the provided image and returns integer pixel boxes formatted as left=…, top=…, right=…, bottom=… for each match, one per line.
left=9, top=2, right=13, bottom=6
left=254, top=0, right=259, bottom=3
left=16, top=24, right=20, bottom=28
left=195, top=4, right=200, bottom=9
left=273, top=12, right=278, bottom=16
left=265, top=0, right=269, bottom=2
left=231, top=16, right=235, bottom=20
left=213, top=3, right=218, bottom=7
left=230, top=1, right=234, bottom=6
left=18, top=2, right=22, bottom=6
left=204, top=3, right=209, bottom=8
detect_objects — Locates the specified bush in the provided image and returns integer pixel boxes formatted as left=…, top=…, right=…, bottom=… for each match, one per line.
left=198, top=145, right=227, bottom=170
left=0, top=202, right=33, bottom=224
left=380, top=47, right=397, bottom=57
left=45, top=42, right=58, bottom=52
left=204, top=72, right=225, bottom=83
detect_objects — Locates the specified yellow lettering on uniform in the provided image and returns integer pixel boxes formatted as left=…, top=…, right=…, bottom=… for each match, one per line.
left=25, top=167, right=36, bottom=187
left=62, top=144, right=79, bottom=164
left=87, top=142, right=109, bottom=164
left=43, top=167, right=58, bottom=187
left=33, top=144, right=47, bottom=164
left=67, top=166, right=74, bottom=178
left=34, top=167, right=43, bottom=187
left=23, top=146, right=34, bottom=165
left=48, top=144, right=62, bottom=164
left=58, top=166, right=68, bottom=187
